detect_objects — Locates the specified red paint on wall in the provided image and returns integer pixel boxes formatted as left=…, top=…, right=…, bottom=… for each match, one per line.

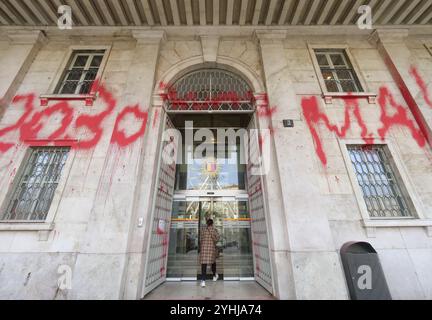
left=111, top=105, right=148, bottom=147
left=302, top=66, right=432, bottom=165
left=410, top=66, right=432, bottom=109
left=73, top=81, right=117, bottom=150
left=380, top=47, right=432, bottom=145
left=0, top=81, right=150, bottom=154
left=0, top=94, right=35, bottom=152
left=20, top=101, right=74, bottom=141
left=377, top=86, right=426, bottom=147
left=301, top=95, right=373, bottom=165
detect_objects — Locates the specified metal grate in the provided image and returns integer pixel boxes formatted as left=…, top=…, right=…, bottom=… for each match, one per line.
left=1, top=147, right=70, bottom=221
left=166, top=69, right=254, bottom=112
left=246, top=117, right=273, bottom=293
left=144, top=114, right=177, bottom=294
left=315, top=49, right=363, bottom=93
left=347, top=145, right=413, bottom=218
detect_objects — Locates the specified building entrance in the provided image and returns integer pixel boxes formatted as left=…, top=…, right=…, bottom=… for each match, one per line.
left=167, top=196, right=254, bottom=280
left=143, top=67, right=273, bottom=296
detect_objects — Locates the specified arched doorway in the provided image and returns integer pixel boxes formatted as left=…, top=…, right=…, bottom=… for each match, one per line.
left=143, top=66, right=273, bottom=296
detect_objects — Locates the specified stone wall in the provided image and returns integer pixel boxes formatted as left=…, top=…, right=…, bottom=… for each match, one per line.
left=0, top=28, right=431, bottom=299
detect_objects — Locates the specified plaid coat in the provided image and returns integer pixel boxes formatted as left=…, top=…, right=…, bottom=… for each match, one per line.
left=199, top=226, right=220, bottom=264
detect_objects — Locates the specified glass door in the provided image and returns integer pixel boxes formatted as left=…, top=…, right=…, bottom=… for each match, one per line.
left=167, top=200, right=199, bottom=279
left=167, top=196, right=254, bottom=280
left=215, top=199, right=254, bottom=279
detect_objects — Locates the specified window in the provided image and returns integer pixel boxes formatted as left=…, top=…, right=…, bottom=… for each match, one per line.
left=1, top=147, right=70, bottom=221
left=314, top=49, right=363, bottom=93
left=55, top=50, right=105, bottom=95
left=347, top=145, right=413, bottom=218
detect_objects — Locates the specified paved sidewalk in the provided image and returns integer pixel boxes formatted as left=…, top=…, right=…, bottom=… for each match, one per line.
left=144, top=281, right=275, bottom=300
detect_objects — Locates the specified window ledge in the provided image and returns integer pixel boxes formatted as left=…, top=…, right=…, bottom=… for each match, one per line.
left=0, top=221, right=54, bottom=231
left=362, top=219, right=432, bottom=237
left=40, top=94, right=96, bottom=107
left=323, top=92, right=377, bottom=104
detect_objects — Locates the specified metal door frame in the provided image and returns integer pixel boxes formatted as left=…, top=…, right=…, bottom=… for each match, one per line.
left=245, top=114, right=275, bottom=294
left=167, top=193, right=254, bottom=281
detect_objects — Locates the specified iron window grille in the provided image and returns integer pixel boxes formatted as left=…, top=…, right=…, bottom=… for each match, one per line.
left=1, top=147, right=70, bottom=221
left=347, top=145, right=413, bottom=218
left=55, top=50, right=105, bottom=95
left=165, top=69, right=255, bottom=112
left=315, top=49, right=363, bottom=93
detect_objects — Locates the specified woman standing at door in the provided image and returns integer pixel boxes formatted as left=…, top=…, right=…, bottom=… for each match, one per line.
left=199, top=219, right=220, bottom=287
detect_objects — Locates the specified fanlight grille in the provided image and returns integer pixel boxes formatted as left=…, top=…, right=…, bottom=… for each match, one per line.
left=166, top=69, right=254, bottom=112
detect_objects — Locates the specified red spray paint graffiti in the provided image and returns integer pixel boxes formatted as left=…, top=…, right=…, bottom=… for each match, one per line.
left=302, top=66, right=432, bottom=165
left=301, top=95, right=374, bottom=165
left=111, top=105, right=148, bottom=147
left=73, top=81, right=117, bottom=150
left=0, top=81, right=149, bottom=154
left=377, top=86, right=426, bottom=147
left=0, top=94, right=35, bottom=152
left=410, top=66, right=432, bottom=109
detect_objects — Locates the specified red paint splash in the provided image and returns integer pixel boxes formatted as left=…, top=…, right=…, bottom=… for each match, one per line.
left=0, top=80, right=150, bottom=154
left=301, top=95, right=373, bottom=165
left=152, top=108, right=159, bottom=129
left=74, top=81, right=117, bottom=150
left=257, top=105, right=277, bottom=118
left=20, top=101, right=74, bottom=141
left=0, top=94, right=35, bottom=152
left=159, top=83, right=255, bottom=111
left=302, top=66, right=432, bottom=165
left=111, top=105, right=148, bottom=147
left=410, top=66, right=432, bottom=109
left=377, top=86, right=426, bottom=147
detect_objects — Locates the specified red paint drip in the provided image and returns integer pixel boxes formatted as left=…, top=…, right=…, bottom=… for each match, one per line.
left=410, top=66, right=432, bottom=109
left=152, top=108, right=159, bottom=129
left=377, top=86, right=426, bottom=148
left=301, top=95, right=373, bottom=165
left=381, top=47, right=431, bottom=145
left=0, top=94, right=35, bottom=152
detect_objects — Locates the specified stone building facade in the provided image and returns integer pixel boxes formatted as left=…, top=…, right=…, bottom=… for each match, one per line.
left=0, top=0, right=431, bottom=300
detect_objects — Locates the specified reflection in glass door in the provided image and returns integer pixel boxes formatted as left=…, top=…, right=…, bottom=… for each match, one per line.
left=167, top=201, right=199, bottom=279
left=214, top=200, right=253, bottom=279
left=167, top=197, right=254, bottom=280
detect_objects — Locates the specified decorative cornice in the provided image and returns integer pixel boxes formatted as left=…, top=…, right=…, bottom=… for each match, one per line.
left=131, top=30, right=166, bottom=44
left=6, top=30, right=47, bottom=45
left=200, top=35, right=219, bottom=62
left=254, top=30, right=288, bottom=41
left=368, top=28, right=409, bottom=46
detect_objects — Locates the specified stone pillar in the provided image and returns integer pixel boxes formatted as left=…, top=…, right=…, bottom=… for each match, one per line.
left=0, top=30, right=46, bottom=118
left=370, top=28, right=432, bottom=146
left=68, top=30, right=165, bottom=300
left=253, top=30, right=296, bottom=300
left=119, top=30, right=167, bottom=300
left=255, top=30, right=349, bottom=300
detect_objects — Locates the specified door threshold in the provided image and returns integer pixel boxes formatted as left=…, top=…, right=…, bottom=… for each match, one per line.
left=167, top=277, right=255, bottom=281
left=166, top=277, right=197, bottom=282
left=224, top=277, right=255, bottom=281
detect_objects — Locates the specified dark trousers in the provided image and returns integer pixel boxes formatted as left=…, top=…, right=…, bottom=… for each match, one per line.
left=201, top=263, right=216, bottom=281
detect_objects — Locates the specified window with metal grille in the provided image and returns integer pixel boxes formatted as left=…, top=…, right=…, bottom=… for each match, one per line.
left=55, top=50, right=105, bottom=95
left=347, top=145, right=413, bottom=218
left=1, top=147, right=70, bottom=221
left=315, top=49, right=363, bottom=93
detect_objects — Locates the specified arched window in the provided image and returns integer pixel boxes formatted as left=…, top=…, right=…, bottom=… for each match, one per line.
left=166, top=69, right=254, bottom=112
